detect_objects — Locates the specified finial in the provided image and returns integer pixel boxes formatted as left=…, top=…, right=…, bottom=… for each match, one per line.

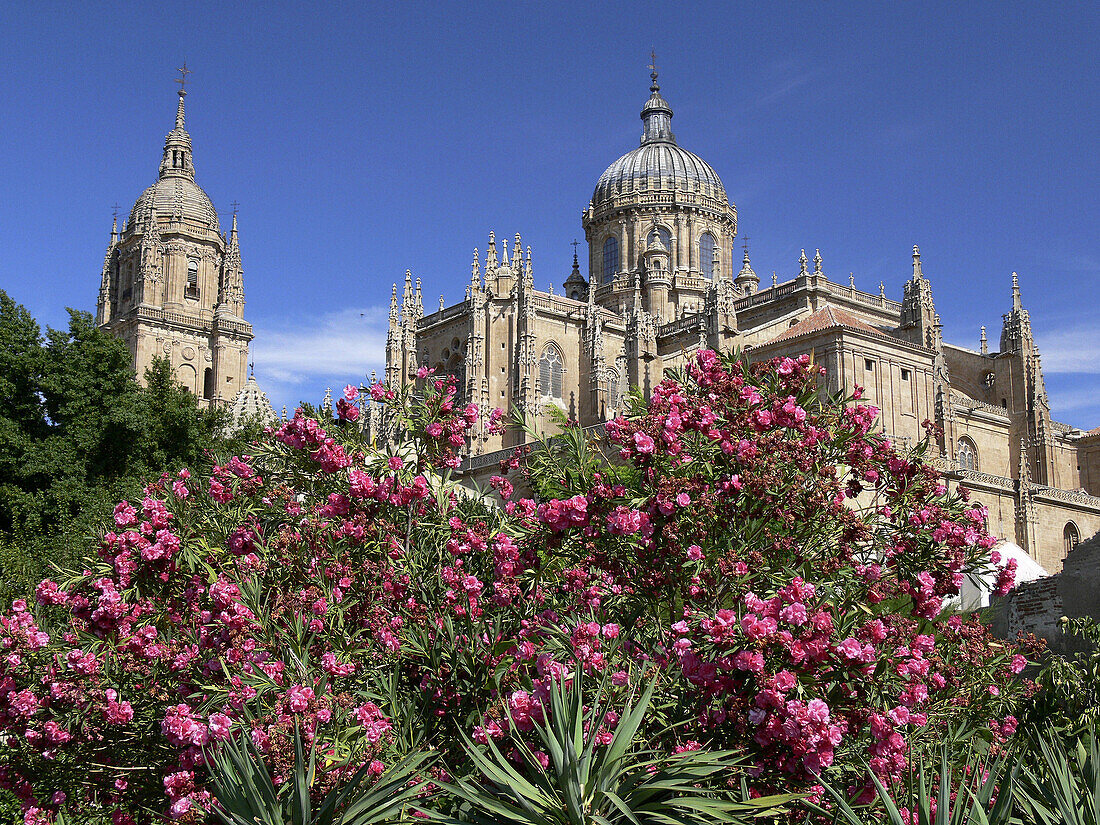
left=571, top=238, right=580, bottom=268
left=173, top=62, right=191, bottom=129
left=648, top=50, right=659, bottom=92
left=471, top=248, right=480, bottom=283
left=249, top=361, right=254, bottom=379
left=772, top=271, right=778, bottom=287
left=175, top=61, right=192, bottom=93
left=799, top=250, right=809, bottom=276
left=110, top=205, right=119, bottom=240
left=813, top=249, right=823, bottom=275
left=230, top=202, right=239, bottom=237
left=849, top=272, right=855, bottom=287
left=912, top=245, right=923, bottom=278
left=879, top=281, right=885, bottom=297
left=501, top=237, right=510, bottom=267
left=1012, top=271, right=1021, bottom=310
left=980, top=325, right=988, bottom=355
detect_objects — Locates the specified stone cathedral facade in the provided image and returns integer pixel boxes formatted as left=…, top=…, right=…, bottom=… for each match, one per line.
left=96, top=85, right=254, bottom=408
left=384, top=70, right=1100, bottom=575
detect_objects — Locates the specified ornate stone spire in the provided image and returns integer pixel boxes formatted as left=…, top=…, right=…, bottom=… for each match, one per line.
left=470, top=248, right=481, bottom=291
left=218, top=208, right=244, bottom=316
left=1012, top=271, right=1021, bottom=310
left=485, top=231, right=498, bottom=273
left=389, top=284, right=398, bottom=320
left=813, top=249, right=823, bottom=276
left=799, top=249, right=809, bottom=277
left=912, top=245, right=923, bottom=279
left=402, top=269, right=413, bottom=311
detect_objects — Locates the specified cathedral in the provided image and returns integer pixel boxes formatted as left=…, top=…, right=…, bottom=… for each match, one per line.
left=95, top=74, right=272, bottom=427
left=382, top=68, right=1100, bottom=575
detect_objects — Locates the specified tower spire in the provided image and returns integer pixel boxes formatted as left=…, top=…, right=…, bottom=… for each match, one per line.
left=160, top=66, right=195, bottom=181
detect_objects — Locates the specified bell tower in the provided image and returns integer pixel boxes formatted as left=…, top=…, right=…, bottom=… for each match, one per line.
left=97, top=67, right=253, bottom=406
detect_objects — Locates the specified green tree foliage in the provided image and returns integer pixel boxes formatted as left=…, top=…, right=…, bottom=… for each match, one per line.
left=0, top=290, right=246, bottom=602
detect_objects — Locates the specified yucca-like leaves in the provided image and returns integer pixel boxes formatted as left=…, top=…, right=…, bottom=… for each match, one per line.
left=807, top=738, right=1019, bottom=825
left=1017, top=728, right=1100, bottom=825
left=431, top=669, right=795, bottom=825
left=207, top=728, right=430, bottom=825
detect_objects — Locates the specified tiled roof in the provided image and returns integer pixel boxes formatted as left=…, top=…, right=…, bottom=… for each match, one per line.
left=767, top=305, right=891, bottom=345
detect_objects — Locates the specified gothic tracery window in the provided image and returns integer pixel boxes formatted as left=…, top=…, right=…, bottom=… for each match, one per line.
left=957, top=437, right=978, bottom=472
left=539, top=345, right=564, bottom=402
left=605, top=367, right=619, bottom=415
left=699, top=232, right=717, bottom=278
left=602, top=237, right=618, bottom=284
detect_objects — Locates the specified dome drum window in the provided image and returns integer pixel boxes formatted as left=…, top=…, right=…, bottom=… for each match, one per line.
left=699, top=232, right=717, bottom=279
left=602, top=237, right=619, bottom=284
left=185, top=259, right=199, bottom=299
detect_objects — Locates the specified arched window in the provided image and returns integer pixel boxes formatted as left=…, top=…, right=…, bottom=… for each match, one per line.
left=1064, top=522, right=1081, bottom=557
left=647, top=226, right=671, bottom=251
left=186, top=260, right=199, bottom=298
left=699, top=233, right=717, bottom=278
left=539, top=345, right=564, bottom=402
left=605, top=367, right=619, bottom=414
left=957, top=437, right=978, bottom=472
left=602, top=237, right=619, bottom=284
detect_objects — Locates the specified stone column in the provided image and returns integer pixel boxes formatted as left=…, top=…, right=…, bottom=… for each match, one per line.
left=618, top=220, right=628, bottom=276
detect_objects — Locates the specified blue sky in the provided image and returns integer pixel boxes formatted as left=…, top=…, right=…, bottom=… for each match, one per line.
left=0, top=1, right=1097, bottom=425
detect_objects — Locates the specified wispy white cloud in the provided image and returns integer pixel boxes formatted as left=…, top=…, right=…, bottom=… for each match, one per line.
left=249, top=306, right=389, bottom=409
left=1036, top=325, right=1100, bottom=374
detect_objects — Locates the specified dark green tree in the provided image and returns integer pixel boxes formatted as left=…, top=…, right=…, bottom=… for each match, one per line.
left=0, top=290, right=244, bottom=602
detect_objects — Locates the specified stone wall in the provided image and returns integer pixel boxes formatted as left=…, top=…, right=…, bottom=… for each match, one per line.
left=992, top=531, right=1100, bottom=653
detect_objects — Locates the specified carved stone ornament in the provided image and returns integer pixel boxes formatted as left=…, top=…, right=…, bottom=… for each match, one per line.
left=182, top=346, right=195, bottom=360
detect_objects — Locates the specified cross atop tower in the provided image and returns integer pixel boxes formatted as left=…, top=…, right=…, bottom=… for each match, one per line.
left=571, top=239, right=579, bottom=255
left=742, top=235, right=750, bottom=255
left=111, top=203, right=120, bottom=221
left=231, top=200, right=240, bottom=217
left=648, top=50, right=659, bottom=91
left=175, top=62, right=192, bottom=93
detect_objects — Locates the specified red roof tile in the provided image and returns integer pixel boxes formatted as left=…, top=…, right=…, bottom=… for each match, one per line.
left=767, top=305, right=890, bottom=345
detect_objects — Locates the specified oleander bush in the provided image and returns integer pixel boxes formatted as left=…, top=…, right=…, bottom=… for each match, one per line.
left=0, top=350, right=1036, bottom=823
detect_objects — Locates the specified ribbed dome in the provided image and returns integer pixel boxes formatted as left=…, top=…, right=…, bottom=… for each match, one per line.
left=591, top=71, right=727, bottom=210
left=592, top=143, right=726, bottom=207
left=128, top=177, right=220, bottom=232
